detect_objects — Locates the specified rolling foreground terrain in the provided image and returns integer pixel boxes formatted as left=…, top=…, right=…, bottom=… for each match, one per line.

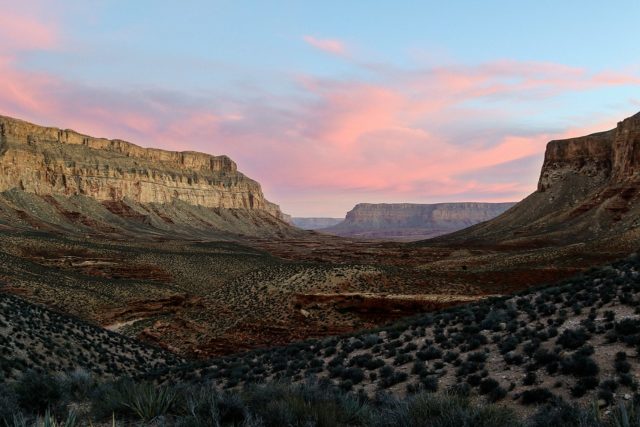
left=1, top=112, right=640, bottom=424
left=320, top=202, right=516, bottom=241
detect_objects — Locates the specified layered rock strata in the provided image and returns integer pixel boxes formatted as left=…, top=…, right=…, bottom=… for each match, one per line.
left=0, top=115, right=292, bottom=237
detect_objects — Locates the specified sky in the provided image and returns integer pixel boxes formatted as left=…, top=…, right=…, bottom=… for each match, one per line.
left=0, top=1, right=639, bottom=217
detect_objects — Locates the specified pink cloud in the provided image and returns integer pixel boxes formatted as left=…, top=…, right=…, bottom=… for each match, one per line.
left=303, top=35, right=347, bottom=56
left=0, top=8, right=59, bottom=53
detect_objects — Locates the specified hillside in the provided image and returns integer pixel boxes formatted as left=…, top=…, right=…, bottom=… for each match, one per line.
left=430, top=112, right=640, bottom=247
left=0, top=115, right=298, bottom=238
left=155, top=253, right=640, bottom=411
left=321, top=202, right=515, bottom=241
left=0, top=292, right=182, bottom=380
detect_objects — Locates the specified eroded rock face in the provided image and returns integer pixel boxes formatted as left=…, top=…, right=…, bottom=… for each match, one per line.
left=538, top=112, right=640, bottom=191
left=0, top=115, right=286, bottom=221
left=538, top=131, right=613, bottom=192
left=612, top=112, right=640, bottom=182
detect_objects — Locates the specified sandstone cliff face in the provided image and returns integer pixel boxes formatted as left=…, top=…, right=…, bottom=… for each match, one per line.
left=0, top=115, right=294, bottom=237
left=0, top=115, right=286, bottom=220
left=321, top=202, right=515, bottom=241
left=611, top=112, right=640, bottom=182
left=430, top=111, right=640, bottom=247
left=537, top=131, right=613, bottom=192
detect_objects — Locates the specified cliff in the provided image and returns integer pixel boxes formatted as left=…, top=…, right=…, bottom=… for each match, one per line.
left=320, top=202, right=515, bottom=241
left=428, top=111, right=640, bottom=247
left=0, top=115, right=295, bottom=237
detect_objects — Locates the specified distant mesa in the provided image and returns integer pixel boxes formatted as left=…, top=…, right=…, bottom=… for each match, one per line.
left=315, top=202, right=516, bottom=241
left=430, top=111, right=640, bottom=247
left=291, top=217, right=343, bottom=230
left=0, top=115, right=297, bottom=238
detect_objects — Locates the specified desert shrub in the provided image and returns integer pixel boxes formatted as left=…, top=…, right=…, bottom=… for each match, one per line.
left=466, top=374, right=482, bottom=387
left=0, top=384, right=20, bottom=424
left=379, top=371, right=408, bottom=389
left=14, top=370, right=62, bottom=414
left=523, top=372, right=537, bottom=386
left=521, top=388, right=554, bottom=405
left=570, top=376, right=599, bottom=397
left=488, top=386, right=507, bottom=403
left=504, top=352, right=524, bottom=366
left=615, top=358, right=631, bottom=374
left=443, top=351, right=459, bottom=363
left=420, top=376, right=438, bottom=393
left=528, top=400, right=599, bottom=427
left=341, top=367, right=365, bottom=385
left=557, top=328, right=589, bottom=350
left=467, top=351, right=487, bottom=363
left=394, top=353, right=413, bottom=366
left=371, top=392, right=519, bottom=427
left=499, top=336, right=519, bottom=354
left=416, top=346, right=442, bottom=361
left=533, top=348, right=559, bottom=365
left=479, top=378, right=499, bottom=395
left=560, top=353, right=599, bottom=377
left=597, top=388, right=614, bottom=406
left=599, top=379, right=618, bottom=392
left=60, top=368, right=95, bottom=401
left=364, top=358, right=385, bottom=371
left=619, top=373, right=636, bottom=389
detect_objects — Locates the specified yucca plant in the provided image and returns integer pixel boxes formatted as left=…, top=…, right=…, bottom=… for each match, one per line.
left=9, top=410, right=79, bottom=427
left=123, top=382, right=177, bottom=422
left=609, top=401, right=640, bottom=427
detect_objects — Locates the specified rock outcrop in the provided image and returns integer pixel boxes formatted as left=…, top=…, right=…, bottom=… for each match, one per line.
left=430, top=111, right=640, bottom=247
left=0, top=115, right=294, bottom=237
left=320, top=202, right=515, bottom=241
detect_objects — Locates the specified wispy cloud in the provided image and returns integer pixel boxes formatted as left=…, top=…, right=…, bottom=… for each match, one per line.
left=303, top=35, right=347, bottom=56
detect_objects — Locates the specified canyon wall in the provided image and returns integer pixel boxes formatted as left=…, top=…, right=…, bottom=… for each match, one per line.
left=430, top=111, right=640, bottom=246
left=0, top=115, right=287, bottom=221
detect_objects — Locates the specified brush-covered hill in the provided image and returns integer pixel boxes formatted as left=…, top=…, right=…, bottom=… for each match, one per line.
left=153, top=253, right=640, bottom=410
left=0, top=292, right=182, bottom=381
left=0, top=115, right=299, bottom=239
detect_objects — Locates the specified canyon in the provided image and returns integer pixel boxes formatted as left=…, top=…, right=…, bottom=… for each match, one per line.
left=0, top=112, right=639, bottom=361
